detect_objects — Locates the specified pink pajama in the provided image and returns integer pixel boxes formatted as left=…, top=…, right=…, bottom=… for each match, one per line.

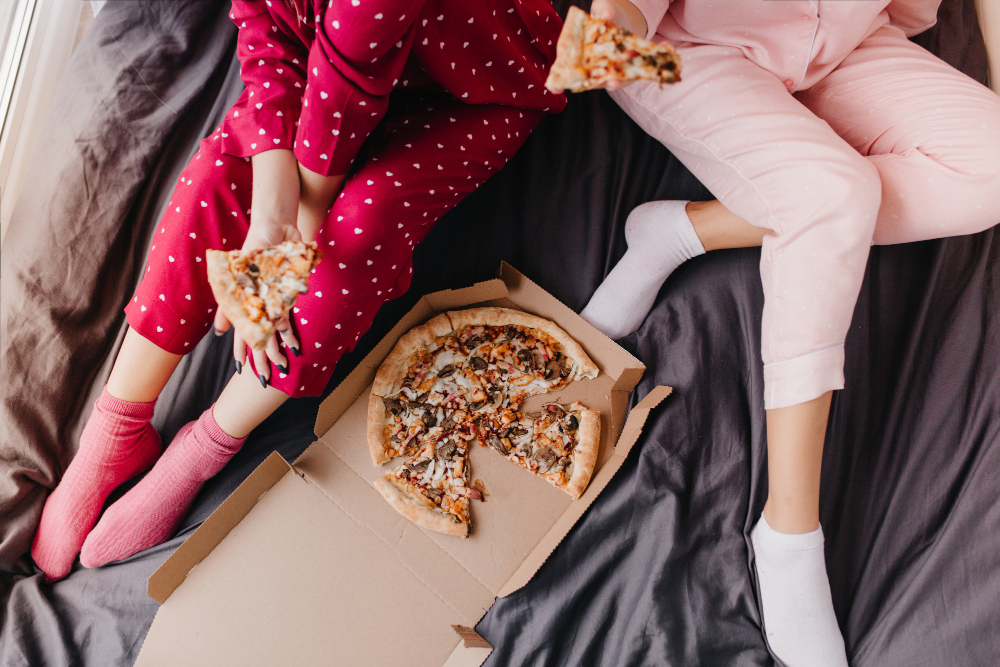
left=611, top=18, right=1000, bottom=409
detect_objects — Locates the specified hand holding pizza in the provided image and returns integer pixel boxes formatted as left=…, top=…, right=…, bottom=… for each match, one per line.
left=213, top=149, right=304, bottom=384
left=588, top=0, right=639, bottom=91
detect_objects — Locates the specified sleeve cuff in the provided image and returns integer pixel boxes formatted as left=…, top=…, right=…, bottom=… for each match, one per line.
left=628, top=0, right=668, bottom=41
left=219, top=102, right=299, bottom=158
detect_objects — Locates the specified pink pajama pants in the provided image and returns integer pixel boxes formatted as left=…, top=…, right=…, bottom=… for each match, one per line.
left=611, top=23, right=1000, bottom=409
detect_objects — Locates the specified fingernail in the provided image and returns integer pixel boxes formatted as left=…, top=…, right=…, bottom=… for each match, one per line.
left=258, top=373, right=268, bottom=389
left=277, top=362, right=289, bottom=374
left=290, top=346, right=301, bottom=357
left=214, top=328, right=225, bottom=337
left=235, top=360, right=242, bottom=374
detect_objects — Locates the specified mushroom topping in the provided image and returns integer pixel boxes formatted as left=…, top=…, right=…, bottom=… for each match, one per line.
left=437, top=364, right=456, bottom=378
left=545, top=403, right=566, bottom=419
left=464, top=334, right=488, bottom=350
left=544, top=359, right=562, bottom=380
left=508, top=424, right=529, bottom=438
left=533, top=447, right=557, bottom=473
left=416, top=392, right=429, bottom=403
left=406, top=460, right=430, bottom=474
left=488, top=433, right=509, bottom=455
left=559, top=356, right=574, bottom=377
left=469, top=356, right=488, bottom=371
left=439, top=414, right=456, bottom=432
left=423, top=487, right=445, bottom=501
left=561, top=414, right=579, bottom=432
left=383, top=397, right=405, bottom=416
left=436, top=439, right=457, bottom=459
left=247, top=262, right=260, bottom=277
left=516, top=348, right=535, bottom=370
left=421, top=410, right=437, bottom=428
left=504, top=325, right=520, bottom=339
left=469, top=399, right=486, bottom=411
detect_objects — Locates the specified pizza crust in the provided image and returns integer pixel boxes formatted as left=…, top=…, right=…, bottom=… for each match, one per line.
left=367, top=394, right=392, bottom=465
left=206, top=249, right=272, bottom=350
left=371, top=313, right=454, bottom=397
left=545, top=6, right=590, bottom=93
left=373, top=477, right=469, bottom=538
left=564, top=407, right=600, bottom=499
left=446, top=307, right=599, bottom=380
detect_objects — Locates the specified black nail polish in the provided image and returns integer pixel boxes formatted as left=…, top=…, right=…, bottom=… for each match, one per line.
left=277, top=362, right=289, bottom=374
left=290, top=346, right=301, bottom=357
left=235, top=360, right=242, bottom=375
left=259, top=373, right=268, bottom=389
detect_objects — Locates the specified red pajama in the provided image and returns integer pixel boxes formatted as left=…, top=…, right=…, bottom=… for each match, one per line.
left=124, top=0, right=565, bottom=397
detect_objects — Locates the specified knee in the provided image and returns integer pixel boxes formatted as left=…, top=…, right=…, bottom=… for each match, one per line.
left=794, top=156, right=882, bottom=245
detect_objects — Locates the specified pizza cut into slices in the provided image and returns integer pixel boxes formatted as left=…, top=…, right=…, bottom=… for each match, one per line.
left=368, top=307, right=602, bottom=536
left=545, top=5, right=682, bottom=94
left=206, top=240, right=322, bottom=350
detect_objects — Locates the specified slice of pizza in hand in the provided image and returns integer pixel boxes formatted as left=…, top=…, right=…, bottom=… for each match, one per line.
left=374, top=429, right=481, bottom=538
left=480, top=402, right=600, bottom=500
left=545, top=5, right=681, bottom=93
left=206, top=240, right=322, bottom=351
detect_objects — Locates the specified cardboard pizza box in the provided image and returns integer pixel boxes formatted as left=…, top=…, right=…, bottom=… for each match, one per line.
left=135, top=262, right=671, bottom=666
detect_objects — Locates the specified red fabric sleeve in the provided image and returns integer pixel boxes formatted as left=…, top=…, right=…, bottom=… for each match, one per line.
left=220, top=1, right=309, bottom=159
left=293, top=0, right=424, bottom=176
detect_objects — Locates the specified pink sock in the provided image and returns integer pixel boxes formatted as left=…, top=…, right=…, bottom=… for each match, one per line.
left=80, top=405, right=245, bottom=567
left=31, top=388, right=162, bottom=581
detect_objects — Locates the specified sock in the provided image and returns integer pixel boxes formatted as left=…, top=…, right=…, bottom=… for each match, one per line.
left=750, top=516, right=848, bottom=667
left=581, top=200, right=705, bottom=339
left=80, top=405, right=246, bottom=567
left=31, top=388, right=161, bottom=581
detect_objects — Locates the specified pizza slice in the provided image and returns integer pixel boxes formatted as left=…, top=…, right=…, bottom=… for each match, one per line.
left=373, top=429, right=481, bottom=537
left=545, top=6, right=681, bottom=94
left=206, top=240, right=322, bottom=350
left=479, top=402, right=600, bottom=500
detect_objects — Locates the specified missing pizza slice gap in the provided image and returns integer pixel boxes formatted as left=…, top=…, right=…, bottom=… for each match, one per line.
left=206, top=240, right=322, bottom=350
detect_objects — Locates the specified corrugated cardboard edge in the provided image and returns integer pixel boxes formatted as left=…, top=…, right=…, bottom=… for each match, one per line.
left=495, top=384, right=672, bottom=598
left=146, top=451, right=292, bottom=604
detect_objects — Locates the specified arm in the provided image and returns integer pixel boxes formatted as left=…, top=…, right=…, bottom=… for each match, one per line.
left=885, top=0, right=942, bottom=37
left=976, top=0, right=1000, bottom=94
left=591, top=0, right=666, bottom=42
left=221, top=1, right=309, bottom=159
left=293, top=0, right=425, bottom=177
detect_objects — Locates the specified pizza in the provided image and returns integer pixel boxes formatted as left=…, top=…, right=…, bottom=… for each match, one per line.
left=368, top=307, right=602, bottom=537
left=545, top=6, right=681, bottom=93
left=206, top=240, right=322, bottom=350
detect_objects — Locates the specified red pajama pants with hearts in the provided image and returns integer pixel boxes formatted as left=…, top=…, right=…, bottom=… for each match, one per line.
left=124, top=0, right=564, bottom=397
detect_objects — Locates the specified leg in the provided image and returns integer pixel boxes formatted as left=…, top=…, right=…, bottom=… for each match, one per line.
left=32, top=130, right=258, bottom=579
left=796, top=23, right=1000, bottom=245
left=604, top=44, right=883, bottom=666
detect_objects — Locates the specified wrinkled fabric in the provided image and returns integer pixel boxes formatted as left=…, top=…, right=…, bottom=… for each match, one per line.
left=1, top=1, right=998, bottom=666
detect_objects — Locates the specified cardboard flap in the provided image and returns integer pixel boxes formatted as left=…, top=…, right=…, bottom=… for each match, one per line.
left=147, top=452, right=291, bottom=604
left=615, top=385, right=673, bottom=458
left=424, top=278, right=508, bottom=311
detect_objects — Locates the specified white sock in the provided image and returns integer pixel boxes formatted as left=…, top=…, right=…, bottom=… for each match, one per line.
left=581, top=200, right=705, bottom=339
left=750, top=516, right=848, bottom=667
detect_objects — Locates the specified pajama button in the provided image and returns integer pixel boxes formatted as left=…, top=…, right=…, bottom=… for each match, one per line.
left=783, top=79, right=794, bottom=89
left=800, top=14, right=812, bottom=21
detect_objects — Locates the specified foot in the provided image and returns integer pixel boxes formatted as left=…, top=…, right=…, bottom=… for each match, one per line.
left=750, top=516, right=848, bottom=667
left=581, top=200, right=705, bottom=339
left=80, top=405, right=246, bottom=567
left=31, top=388, right=161, bottom=581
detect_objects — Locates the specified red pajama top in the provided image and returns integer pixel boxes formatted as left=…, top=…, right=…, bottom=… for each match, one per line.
left=221, top=0, right=565, bottom=177
left=630, top=0, right=942, bottom=92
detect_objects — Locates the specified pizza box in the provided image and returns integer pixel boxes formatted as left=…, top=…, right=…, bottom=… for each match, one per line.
left=134, top=262, right=671, bottom=666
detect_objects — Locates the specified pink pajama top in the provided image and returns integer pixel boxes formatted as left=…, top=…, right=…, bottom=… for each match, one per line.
left=221, top=0, right=563, bottom=178
left=630, top=0, right=942, bottom=92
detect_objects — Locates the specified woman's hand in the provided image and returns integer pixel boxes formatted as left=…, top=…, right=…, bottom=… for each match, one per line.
left=214, top=149, right=302, bottom=386
left=589, top=0, right=648, bottom=91
left=296, top=162, right=346, bottom=243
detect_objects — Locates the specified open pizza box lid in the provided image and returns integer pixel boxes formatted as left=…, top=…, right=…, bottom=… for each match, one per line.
left=136, top=262, right=671, bottom=666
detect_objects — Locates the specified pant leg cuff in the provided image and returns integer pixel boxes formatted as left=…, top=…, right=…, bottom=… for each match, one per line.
left=763, top=344, right=845, bottom=410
